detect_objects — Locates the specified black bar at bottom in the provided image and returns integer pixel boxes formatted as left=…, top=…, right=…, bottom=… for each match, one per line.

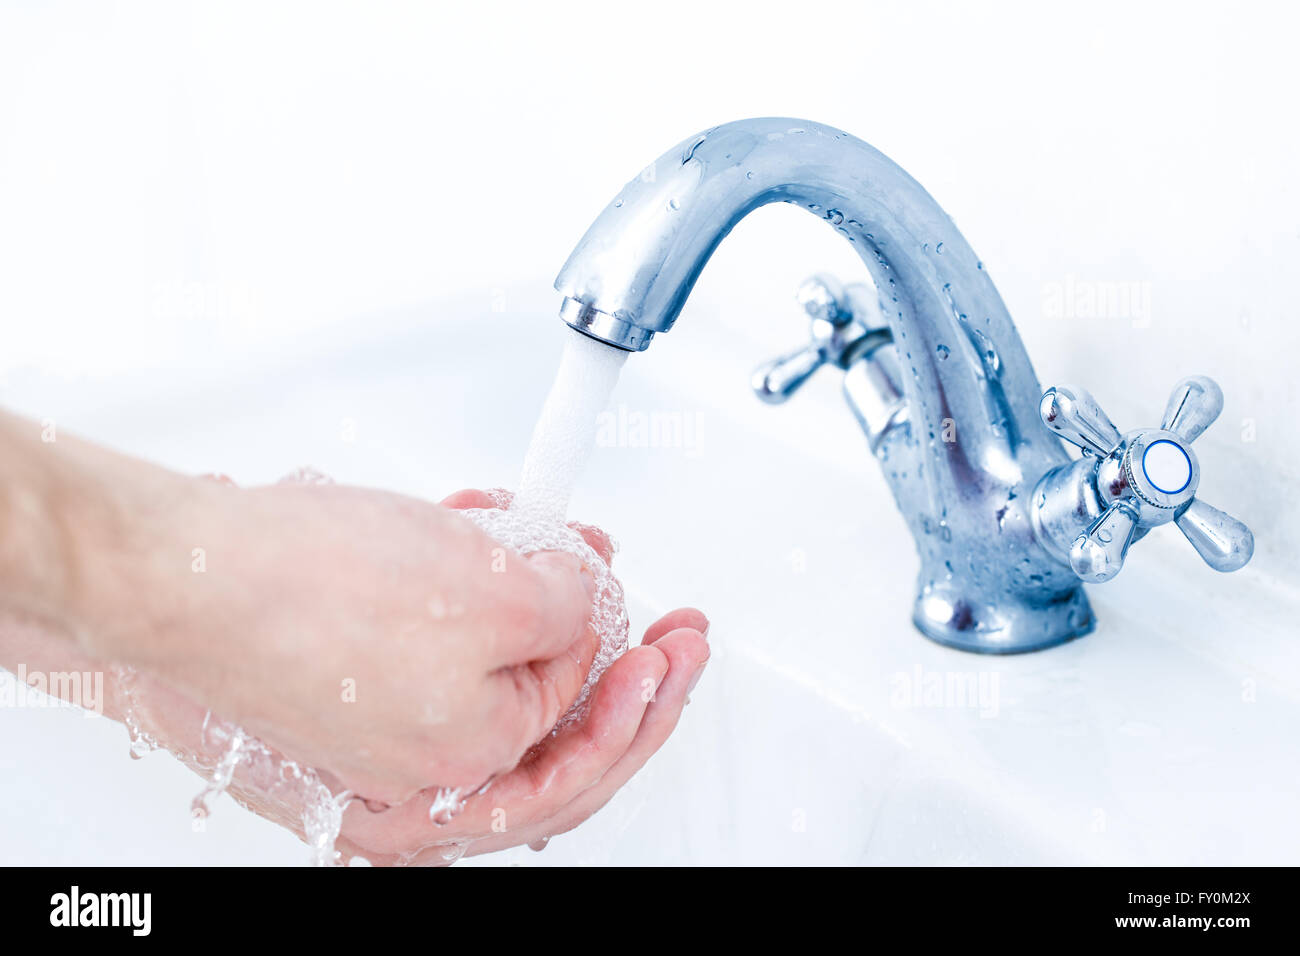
left=0, top=865, right=1286, bottom=941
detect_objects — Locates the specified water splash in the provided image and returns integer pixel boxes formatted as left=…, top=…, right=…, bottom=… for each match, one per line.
left=438, top=843, right=467, bottom=864
left=189, top=710, right=353, bottom=867
left=428, top=787, right=465, bottom=826
left=112, top=663, right=158, bottom=759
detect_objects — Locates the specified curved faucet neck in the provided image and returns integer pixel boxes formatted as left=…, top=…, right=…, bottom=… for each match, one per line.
left=556, top=118, right=1059, bottom=482
left=557, top=118, right=1083, bottom=652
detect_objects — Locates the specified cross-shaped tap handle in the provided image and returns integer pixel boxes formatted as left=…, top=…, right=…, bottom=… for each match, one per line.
left=1039, top=376, right=1254, bottom=583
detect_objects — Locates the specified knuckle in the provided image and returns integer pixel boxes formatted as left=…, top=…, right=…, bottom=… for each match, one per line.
left=497, top=571, right=549, bottom=651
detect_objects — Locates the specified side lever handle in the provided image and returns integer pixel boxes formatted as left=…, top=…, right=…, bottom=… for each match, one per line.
left=1039, top=385, right=1122, bottom=457
left=752, top=345, right=826, bottom=404
left=751, top=274, right=881, bottom=405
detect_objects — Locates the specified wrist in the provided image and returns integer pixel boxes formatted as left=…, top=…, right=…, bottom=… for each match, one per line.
left=68, top=462, right=219, bottom=667
left=0, top=413, right=77, bottom=636
left=0, top=411, right=216, bottom=663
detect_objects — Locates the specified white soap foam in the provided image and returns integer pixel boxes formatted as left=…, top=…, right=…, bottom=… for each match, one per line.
left=458, top=502, right=628, bottom=721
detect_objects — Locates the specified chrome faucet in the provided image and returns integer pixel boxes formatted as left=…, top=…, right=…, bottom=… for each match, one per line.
left=555, top=118, right=1253, bottom=653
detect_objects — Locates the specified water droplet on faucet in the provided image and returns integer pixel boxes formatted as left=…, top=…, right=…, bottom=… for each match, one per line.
left=681, top=134, right=707, bottom=163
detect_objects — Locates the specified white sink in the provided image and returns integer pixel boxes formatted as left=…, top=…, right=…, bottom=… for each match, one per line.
left=2, top=288, right=1297, bottom=866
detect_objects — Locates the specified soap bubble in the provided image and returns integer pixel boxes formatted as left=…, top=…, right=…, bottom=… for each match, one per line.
left=460, top=504, right=629, bottom=725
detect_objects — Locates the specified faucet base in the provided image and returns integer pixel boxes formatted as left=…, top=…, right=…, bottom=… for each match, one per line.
left=911, top=580, right=1095, bottom=654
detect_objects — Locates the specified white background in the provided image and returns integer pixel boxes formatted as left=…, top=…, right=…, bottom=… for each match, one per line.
left=1, top=1, right=1297, bottom=865
left=3, top=0, right=1295, bottom=572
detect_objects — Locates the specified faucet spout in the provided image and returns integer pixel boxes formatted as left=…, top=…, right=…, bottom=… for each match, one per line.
left=557, top=118, right=1094, bottom=652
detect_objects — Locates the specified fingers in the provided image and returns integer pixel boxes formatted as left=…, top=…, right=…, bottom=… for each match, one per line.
left=491, top=549, right=597, bottom=667
left=641, top=607, right=709, bottom=646
left=479, top=643, right=668, bottom=828
left=334, top=620, right=709, bottom=865
left=440, top=488, right=499, bottom=510
left=440, top=488, right=514, bottom=510
left=488, top=614, right=602, bottom=761
left=466, top=624, right=709, bottom=857
left=569, top=522, right=614, bottom=566
left=337, top=644, right=669, bottom=857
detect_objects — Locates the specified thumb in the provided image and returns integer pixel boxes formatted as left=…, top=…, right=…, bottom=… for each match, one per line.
left=506, top=550, right=598, bottom=664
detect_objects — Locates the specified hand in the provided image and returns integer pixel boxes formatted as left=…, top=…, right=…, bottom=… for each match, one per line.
left=0, top=410, right=652, bottom=803
left=324, top=490, right=709, bottom=865
left=83, top=475, right=631, bottom=805
left=2, top=487, right=709, bottom=865
left=335, top=603, right=709, bottom=865
left=0, top=408, right=709, bottom=863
